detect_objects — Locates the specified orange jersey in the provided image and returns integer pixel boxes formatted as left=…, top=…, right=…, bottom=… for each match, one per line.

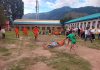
left=33, top=27, right=39, bottom=34
left=15, top=28, right=19, bottom=34
left=58, top=40, right=65, bottom=46
left=23, top=27, right=28, bottom=36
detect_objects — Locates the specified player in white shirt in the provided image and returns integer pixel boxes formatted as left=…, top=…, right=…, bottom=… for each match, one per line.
left=85, top=27, right=92, bottom=43
left=97, top=28, right=100, bottom=39
left=90, top=26, right=96, bottom=40
left=1, top=27, right=5, bottom=39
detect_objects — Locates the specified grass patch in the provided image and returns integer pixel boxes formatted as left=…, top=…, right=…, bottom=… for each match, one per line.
left=77, top=39, right=100, bottom=50
left=0, top=47, right=9, bottom=53
left=2, top=52, right=11, bottom=56
left=46, top=49, right=91, bottom=70
left=8, top=57, right=37, bottom=70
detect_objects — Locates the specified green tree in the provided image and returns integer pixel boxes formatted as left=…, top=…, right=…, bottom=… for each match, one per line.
left=0, top=0, right=24, bottom=20
left=0, top=6, right=7, bottom=26
left=60, top=16, right=72, bottom=34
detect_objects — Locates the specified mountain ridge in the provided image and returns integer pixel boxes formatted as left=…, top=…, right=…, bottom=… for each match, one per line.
left=23, top=6, right=100, bottom=20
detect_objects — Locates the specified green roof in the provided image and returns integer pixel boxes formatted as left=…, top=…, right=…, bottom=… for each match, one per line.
left=65, top=13, right=100, bottom=24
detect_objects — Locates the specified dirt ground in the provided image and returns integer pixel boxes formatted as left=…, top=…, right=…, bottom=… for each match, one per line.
left=0, top=35, right=100, bottom=70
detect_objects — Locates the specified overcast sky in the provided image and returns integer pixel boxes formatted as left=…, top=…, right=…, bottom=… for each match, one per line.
left=22, top=0, right=100, bottom=14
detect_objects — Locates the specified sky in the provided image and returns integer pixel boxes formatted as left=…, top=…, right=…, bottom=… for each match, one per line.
left=22, top=0, right=100, bottom=14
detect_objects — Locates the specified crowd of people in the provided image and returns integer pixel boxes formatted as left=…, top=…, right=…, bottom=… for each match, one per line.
left=15, top=26, right=39, bottom=40
left=66, top=27, right=100, bottom=42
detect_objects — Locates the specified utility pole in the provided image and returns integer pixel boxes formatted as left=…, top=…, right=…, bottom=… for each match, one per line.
left=36, top=0, right=39, bottom=20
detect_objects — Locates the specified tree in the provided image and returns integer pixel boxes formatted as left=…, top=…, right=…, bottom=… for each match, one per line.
left=0, top=0, right=24, bottom=20
left=60, top=16, right=72, bottom=33
left=0, top=6, right=7, bottom=26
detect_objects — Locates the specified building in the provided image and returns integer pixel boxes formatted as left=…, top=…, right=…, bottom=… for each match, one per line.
left=14, top=19, right=62, bottom=34
left=65, top=13, right=100, bottom=30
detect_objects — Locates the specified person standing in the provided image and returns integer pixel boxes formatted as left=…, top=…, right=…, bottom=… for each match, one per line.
left=67, top=31, right=77, bottom=52
left=33, top=26, right=39, bottom=40
left=97, top=28, right=100, bottom=39
left=84, top=27, right=92, bottom=43
left=91, top=26, right=96, bottom=40
left=23, top=27, right=28, bottom=36
left=15, top=27, right=19, bottom=38
left=1, top=27, right=5, bottom=39
left=77, top=28, right=80, bottom=37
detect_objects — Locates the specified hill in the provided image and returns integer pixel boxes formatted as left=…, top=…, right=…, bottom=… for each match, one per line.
left=23, top=6, right=100, bottom=20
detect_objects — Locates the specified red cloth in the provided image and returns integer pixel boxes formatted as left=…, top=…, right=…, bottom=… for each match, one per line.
left=58, top=40, right=65, bottom=46
left=33, top=27, right=39, bottom=36
left=23, top=27, right=28, bottom=35
left=15, top=28, right=19, bottom=35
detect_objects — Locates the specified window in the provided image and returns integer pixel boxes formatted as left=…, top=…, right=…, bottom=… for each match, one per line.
left=42, top=27, right=45, bottom=30
left=32, top=27, right=34, bottom=29
left=27, top=27, right=30, bottom=30
left=97, top=21, right=100, bottom=28
left=47, top=27, right=50, bottom=30
left=87, top=22, right=91, bottom=28
left=80, top=23, right=83, bottom=28
left=92, top=21, right=96, bottom=28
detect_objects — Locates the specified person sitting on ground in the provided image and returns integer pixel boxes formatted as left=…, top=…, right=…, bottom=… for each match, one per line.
left=42, top=39, right=66, bottom=49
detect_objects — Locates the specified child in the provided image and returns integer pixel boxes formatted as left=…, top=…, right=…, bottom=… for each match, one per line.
left=67, top=31, right=77, bottom=52
left=42, top=39, right=66, bottom=49
left=23, top=27, right=28, bottom=36
left=15, top=27, right=19, bottom=38
left=1, top=27, right=5, bottom=39
left=33, top=26, right=39, bottom=40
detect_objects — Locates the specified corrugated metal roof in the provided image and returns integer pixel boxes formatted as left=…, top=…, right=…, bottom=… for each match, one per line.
left=14, top=19, right=60, bottom=25
left=65, top=13, right=100, bottom=24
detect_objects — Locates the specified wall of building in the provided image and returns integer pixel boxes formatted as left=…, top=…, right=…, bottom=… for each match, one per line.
left=14, top=24, right=62, bottom=35
left=65, top=18, right=100, bottom=30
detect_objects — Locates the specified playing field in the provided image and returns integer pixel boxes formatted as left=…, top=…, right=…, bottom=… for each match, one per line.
left=0, top=31, right=100, bottom=70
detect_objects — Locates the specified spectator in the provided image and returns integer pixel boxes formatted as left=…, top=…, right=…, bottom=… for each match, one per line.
left=91, top=26, right=96, bottom=40
left=1, top=27, right=5, bottom=39
left=84, top=27, right=92, bottom=43
left=97, top=28, right=100, bottom=39
left=77, top=28, right=80, bottom=37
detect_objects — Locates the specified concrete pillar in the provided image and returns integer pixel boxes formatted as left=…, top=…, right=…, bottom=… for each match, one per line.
left=82, top=22, right=84, bottom=30
left=80, top=23, right=82, bottom=28
left=90, top=21, right=93, bottom=29
left=95, top=20, right=98, bottom=29
left=79, top=22, right=81, bottom=29
left=73, top=23, right=75, bottom=28
left=75, top=23, right=77, bottom=28
left=19, top=26, right=22, bottom=30
left=86, top=22, right=88, bottom=28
